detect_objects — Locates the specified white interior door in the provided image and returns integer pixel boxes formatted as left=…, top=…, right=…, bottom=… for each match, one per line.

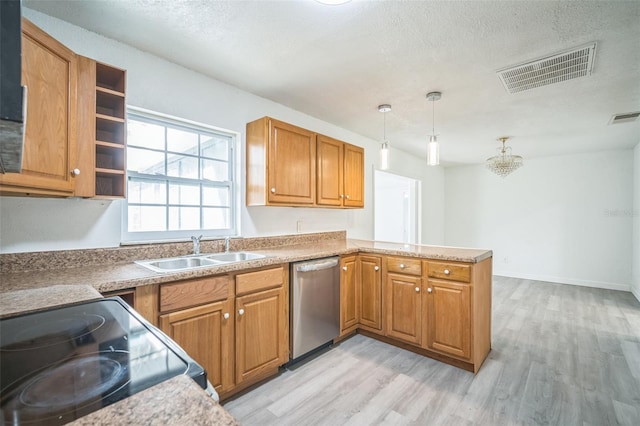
left=374, top=170, right=420, bottom=244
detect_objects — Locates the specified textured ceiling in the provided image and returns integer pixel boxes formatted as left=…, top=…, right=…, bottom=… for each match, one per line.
left=24, top=0, right=640, bottom=166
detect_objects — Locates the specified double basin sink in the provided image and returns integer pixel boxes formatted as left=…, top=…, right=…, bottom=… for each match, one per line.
left=136, top=251, right=266, bottom=273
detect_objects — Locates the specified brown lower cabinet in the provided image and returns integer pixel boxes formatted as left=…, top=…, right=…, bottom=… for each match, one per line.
left=342, top=254, right=492, bottom=373
left=358, top=255, right=382, bottom=331
left=385, top=272, right=422, bottom=345
left=424, top=279, right=471, bottom=359
left=339, top=256, right=358, bottom=335
left=235, top=285, right=288, bottom=386
left=158, top=265, right=289, bottom=400
left=159, top=300, right=234, bottom=394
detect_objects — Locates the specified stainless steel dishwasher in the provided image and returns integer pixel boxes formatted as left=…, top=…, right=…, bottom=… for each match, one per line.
left=290, top=256, right=340, bottom=361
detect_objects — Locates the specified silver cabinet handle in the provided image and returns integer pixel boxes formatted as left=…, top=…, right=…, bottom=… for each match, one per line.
left=71, top=168, right=81, bottom=176
left=374, top=266, right=379, bottom=271
left=223, top=313, right=230, bottom=320
left=342, top=266, right=348, bottom=271
left=270, top=188, right=276, bottom=194
left=415, top=287, right=420, bottom=292
left=427, top=288, right=433, bottom=293
left=238, top=309, right=245, bottom=316
left=400, top=264, right=405, bottom=269
left=444, top=269, right=450, bottom=275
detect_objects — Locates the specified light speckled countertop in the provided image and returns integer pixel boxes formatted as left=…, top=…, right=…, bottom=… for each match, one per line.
left=69, top=375, right=238, bottom=426
left=0, top=285, right=102, bottom=318
left=0, top=233, right=491, bottom=425
left=0, top=237, right=492, bottom=296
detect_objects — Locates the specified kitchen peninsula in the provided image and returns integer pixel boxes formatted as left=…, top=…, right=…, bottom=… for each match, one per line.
left=0, top=232, right=492, bottom=419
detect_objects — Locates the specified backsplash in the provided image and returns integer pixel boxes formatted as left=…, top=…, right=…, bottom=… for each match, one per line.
left=0, top=231, right=346, bottom=274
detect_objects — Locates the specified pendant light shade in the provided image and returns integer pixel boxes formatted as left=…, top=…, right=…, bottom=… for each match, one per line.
left=380, top=141, right=389, bottom=170
left=378, top=104, right=391, bottom=170
left=426, top=92, right=441, bottom=166
left=427, top=135, right=439, bottom=166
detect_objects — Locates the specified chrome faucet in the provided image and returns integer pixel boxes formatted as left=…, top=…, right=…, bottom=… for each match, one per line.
left=224, top=236, right=231, bottom=253
left=191, top=235, right=203, bottom=255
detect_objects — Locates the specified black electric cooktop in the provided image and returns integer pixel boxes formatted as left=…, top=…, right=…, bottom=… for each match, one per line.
left=0, top=297, right=206, bottom=425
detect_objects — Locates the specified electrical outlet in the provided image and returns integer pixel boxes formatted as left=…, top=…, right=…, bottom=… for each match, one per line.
left=296, top=220, right=302, bottom=233
left=503, top=256, right=509, bottom=264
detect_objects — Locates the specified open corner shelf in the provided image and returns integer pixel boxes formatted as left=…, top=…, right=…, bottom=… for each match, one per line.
left=93, top=62, right=127, bottom=198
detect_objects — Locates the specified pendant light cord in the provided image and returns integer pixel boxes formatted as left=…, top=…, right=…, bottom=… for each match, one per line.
left=383, top=110, right=387, bottom=141
left=432, top=98, right=435, bottom=136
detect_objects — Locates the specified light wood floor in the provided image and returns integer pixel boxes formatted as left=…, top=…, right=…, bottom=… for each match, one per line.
left=223, top=276, right=640, bottom=425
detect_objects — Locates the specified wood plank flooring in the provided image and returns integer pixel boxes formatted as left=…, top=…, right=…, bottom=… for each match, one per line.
left=223, top=276, right=640, bottom=425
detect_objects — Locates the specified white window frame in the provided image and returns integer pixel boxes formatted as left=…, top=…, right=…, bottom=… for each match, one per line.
left=122, top=107, right=240, bottom=243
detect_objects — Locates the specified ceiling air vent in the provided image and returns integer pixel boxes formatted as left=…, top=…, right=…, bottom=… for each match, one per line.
left=609, top=112, right=640, bottom=125
left=497, top=43, right=596, bottom=94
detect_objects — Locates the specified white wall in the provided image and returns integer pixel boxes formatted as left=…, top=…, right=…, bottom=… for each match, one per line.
left=0, top=9, right=444, bottom=253
left=633, top=143, right=640, bottom=301
left=445, top=150, right=634, bottom=291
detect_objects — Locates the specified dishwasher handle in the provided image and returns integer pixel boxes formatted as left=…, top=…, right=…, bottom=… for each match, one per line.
left=295, top=258, right=339, bottom=272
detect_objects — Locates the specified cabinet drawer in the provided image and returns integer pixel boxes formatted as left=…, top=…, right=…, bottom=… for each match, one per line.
left=236, top=266, right=284, bottom=296
left=428, top=262, right=471, bottom=283
left=387, top=257, right=422, bottom=276
left=160, top=275, right=229, bottom=312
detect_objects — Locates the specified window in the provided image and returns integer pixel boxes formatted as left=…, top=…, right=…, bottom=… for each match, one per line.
left=122, top=108, right=238, bottom=242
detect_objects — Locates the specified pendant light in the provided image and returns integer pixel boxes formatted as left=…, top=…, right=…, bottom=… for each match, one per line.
left=426, top=91, right=442, bottom=166
left=378, top=104, right=391, bottom=170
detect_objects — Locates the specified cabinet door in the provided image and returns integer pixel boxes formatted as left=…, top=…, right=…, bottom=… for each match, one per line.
left=268, top=119, right=316, bottom=205
left=0, top=19, right=77, bottom=196
left=425, top=280, right=471, bottom=359
left=159, top=300, right=234, bottom=394
left=316, top=135, right=344, bottom=207
left=236, top=286, right=288, bottom=385
left=340, top=256, right=359, bottom=334
left=343, top=143, right=364, bottom=208
left=385, top=273, right=422, bottom=345
left=359, top=255, right=382, bottom=331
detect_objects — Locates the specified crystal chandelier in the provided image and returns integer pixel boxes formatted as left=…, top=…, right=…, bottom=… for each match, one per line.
left=486, top=137, right=523, bottom=177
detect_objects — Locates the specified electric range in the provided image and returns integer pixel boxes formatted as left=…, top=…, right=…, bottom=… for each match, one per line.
left=0, top=297, right=207, bottom=425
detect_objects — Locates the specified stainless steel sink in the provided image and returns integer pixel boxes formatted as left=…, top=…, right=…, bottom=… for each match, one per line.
left=203, top=252, right=265, bottom=262
left=136, top=256, right=223, bottom=273
left=135, top=251, right=266, bottom=273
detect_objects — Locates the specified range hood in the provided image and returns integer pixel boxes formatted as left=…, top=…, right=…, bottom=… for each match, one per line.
left=0, top=0, right=26, bottom=174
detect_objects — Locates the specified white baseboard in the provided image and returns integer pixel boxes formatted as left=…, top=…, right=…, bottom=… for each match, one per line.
left=493, top=271, right=631, bottom=292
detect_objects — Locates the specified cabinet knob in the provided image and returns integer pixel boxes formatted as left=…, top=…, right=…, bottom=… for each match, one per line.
left=400, top=264, right=405, bottom=269
left=238, top=309, right=245, bottom=316
left=374, top=266, right=379, bottom=271
left=427, top=288, right=433, bottom=293
left=223, top=313, right=230, bottom=320
left=70, top=168, right=81, bottom=177
left=342, top=266, right=348, bottom=271
left=340, top=194, right=344, bottom=199
left=270, top=188, right=276, bottom=194
left=345, top=195, right=350, bottom=200
left=444, top=269, right=450, bottom=275
left=415, top=287, right=420, bottom=293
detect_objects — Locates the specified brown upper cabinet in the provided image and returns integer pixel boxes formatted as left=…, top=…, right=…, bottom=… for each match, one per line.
left=0, top=20, right=127, bottom=199
left=317, top=135, right=364, bottom=208
left=246, top=117, right=364, bottom=208
left=246, top=117, right=316, bottom=206
left=0, top=19, right=78, bottom=196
